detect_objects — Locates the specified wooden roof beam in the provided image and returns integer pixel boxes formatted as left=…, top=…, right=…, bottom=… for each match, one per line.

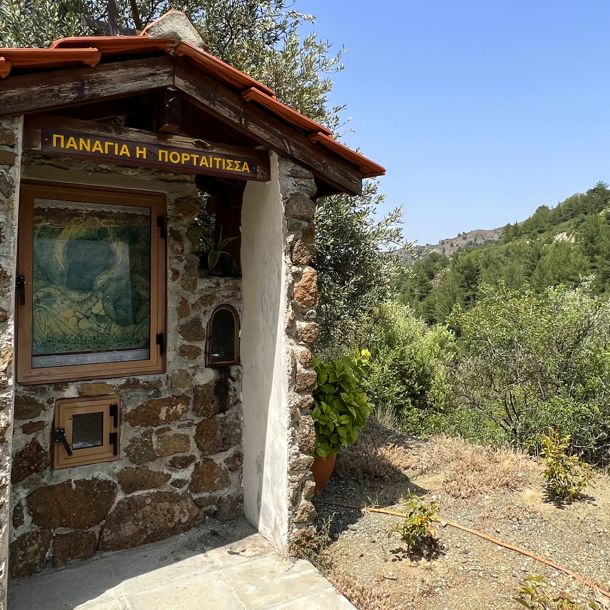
left=174, top=63, right=363, bottom=196
left=0, top=56, right=173, bottom=116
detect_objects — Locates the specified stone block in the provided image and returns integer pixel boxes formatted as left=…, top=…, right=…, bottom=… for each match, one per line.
left=100, top=492, right=198, bottom=551
left=78, top=382, right=115, bottom=397
left=179, top=344, right=202, bottom=360
left=178, top=318, right=205, bottom=342
left=170, top=478, right=189, bottom=489
left=0, top=127, right=17, bottom=147
left=12, top=502, right=24, bottom=528
left=285, top=193, right=315, bottom=221
left=156, top=432, right=190, bottom=457
left=224, top=449, right=243, bottom=472
left=296, top=416, right=316, bottom=456
left=11, top=439, right=48, bottom=484
left=168, top=454, right=196, bottom=469
left=293, top=267, right=317, bottom=308
left=297, top=322, right=320, bottom=346
left=189, top=460, right=231, bottom=494
left=293, top=500, right=316, bottom=524
left=295, top=368, right=317, bottom=393
left=125, top=430, right=156, bottom=465
left=216, top=494, right=243, bottom=521
left=27, top=479, right=117, bottom=529
left=176, top=298, right=190, bottom=319
left=170, top=369, right=190, bottom=389
left=291, top=239, right=314, bottom=265
left=117, top=467, right=171, bottom=494
left=21, top=421, right=46, bottom=435
left=14, top=395, right=45, bottom=420
left=194, top=412, right=241, bottom=455
left=52, top=530, right=97, bottom=567
left=9, top=529, right=51, bottom=578
left=126, top=395, right=190, bottom=427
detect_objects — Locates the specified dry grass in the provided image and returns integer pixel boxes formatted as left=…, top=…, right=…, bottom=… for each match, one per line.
left=413, top=434, right=539, bottom=499
left=327, top=572, right=397, bottom=610
left=336, top=419, right=539, bottom=499
left=335, top=419, right=413, bottom=480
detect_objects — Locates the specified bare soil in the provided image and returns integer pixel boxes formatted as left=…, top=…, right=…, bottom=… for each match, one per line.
left=313, top=421, right=610, bottom=610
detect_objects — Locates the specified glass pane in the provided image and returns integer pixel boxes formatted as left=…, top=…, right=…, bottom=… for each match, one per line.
left=31, top=199, right=151, bottom=366
left=210, top=309, right=236, bottom=363
left=72, top=412, right=104, bottom=449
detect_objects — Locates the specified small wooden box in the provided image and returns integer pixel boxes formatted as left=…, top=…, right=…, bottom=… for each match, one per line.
left=53, top=395, right=120, bottom=469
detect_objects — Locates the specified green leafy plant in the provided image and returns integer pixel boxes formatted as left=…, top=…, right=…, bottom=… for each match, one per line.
left=515, top=575, right=601, bottom=609
left=391, top=494, right=440, bottom=552
left=200, top=226, right=237, bottom=274
left=312, top=349, right=372, bottom=458
left=540, top=430, right=594, bottom=503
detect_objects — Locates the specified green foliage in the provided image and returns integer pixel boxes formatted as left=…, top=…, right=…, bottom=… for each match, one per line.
left=540, top=430, right=594, bottom=503
left=445, top=283, right=610, bottom=463
left=515, top=575, right=601, bottom=610
left=392, top=495, right=439, bottom=552
left=200, top=226, right=237, bottom=272
left=400, top=182, right=610, bottom=323
left=312, top=350, right=372, bottom=458
left=315, top=180, right=405, bottom=353
left=362, top=301, right=454, bottom=433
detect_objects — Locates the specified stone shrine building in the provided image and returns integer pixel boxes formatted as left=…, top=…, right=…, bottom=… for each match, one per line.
left=0, top=11, right=384, bottom=608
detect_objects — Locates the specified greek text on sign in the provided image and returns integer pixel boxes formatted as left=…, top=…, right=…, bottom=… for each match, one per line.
left=41, top=129, right=259, bottom=178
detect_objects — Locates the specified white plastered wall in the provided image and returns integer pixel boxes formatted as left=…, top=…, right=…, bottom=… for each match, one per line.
left=240, top=153, right=290, bottom=548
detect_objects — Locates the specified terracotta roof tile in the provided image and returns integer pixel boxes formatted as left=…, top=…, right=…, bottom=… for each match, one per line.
left=0, top=27, right=384, bottom=179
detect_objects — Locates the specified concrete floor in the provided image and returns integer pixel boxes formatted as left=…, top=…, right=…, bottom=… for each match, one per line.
left=8, top=520, right=354, bottom=610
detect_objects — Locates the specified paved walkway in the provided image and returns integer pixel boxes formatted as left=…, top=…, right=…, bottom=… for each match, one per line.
left=8, top=520, right=354, bottom=609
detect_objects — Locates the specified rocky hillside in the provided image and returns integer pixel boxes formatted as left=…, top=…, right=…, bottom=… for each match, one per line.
left=398, top=227, right=503, bottom=265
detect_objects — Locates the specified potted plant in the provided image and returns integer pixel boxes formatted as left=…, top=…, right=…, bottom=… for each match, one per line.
left=199, top=226, right=238, bottom=276
left=311, top=349, right=372, bottom=494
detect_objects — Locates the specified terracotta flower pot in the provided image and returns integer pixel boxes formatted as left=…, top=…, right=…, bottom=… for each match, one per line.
left=311, top=453, right=337, bottom=495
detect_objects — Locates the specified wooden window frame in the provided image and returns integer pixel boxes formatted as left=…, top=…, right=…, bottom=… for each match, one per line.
left=16, top=181, right=166, bottom=384
left=206, top=305, right=240, bottom=367
left=53, top=395, right=120, bottom=469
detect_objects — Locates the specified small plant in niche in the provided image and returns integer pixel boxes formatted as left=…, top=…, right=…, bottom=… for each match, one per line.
left=200, top=226, right=238, bottom=276
left=540, top=429, right=594, bottom=503
left=196, top=197, right=238, bottom=277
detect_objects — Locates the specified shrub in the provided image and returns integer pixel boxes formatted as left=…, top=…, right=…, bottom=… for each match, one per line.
left=362, top=301, right=454, bottom=434
left=392, top=494, right=440, bottom=552
left=312, top=350, right=372, bottom=458
left=448, top=283, right=610, bottom=463
left=540, top=430, right=594, bottom=503
left=515, top=575, right=601, bottom=609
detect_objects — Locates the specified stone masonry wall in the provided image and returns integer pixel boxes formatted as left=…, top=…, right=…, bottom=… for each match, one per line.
left=278, top=158, right=319, bottom=535
left=0, top=116, right=23, bottom=609
left=8, top=155, right=243, bottom=577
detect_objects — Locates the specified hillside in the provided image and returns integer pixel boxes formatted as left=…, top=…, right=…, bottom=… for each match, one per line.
left=407, top=227, right=503, bottom=263
left=399, top=182, right=610, bottom=323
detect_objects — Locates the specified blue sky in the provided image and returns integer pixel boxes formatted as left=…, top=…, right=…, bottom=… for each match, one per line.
left=300, top=1, right=610, bottom=244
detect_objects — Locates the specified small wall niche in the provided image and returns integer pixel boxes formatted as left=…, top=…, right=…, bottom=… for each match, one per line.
left=206, top=305, right=240, bottom=367
left=53, top=395, right=120, bottom=469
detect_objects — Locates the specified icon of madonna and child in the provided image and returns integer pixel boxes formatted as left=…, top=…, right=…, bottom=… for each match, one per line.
left=32, top=200, right=151, bottom=362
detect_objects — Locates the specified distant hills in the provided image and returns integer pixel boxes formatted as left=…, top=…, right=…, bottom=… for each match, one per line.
left=405, top=227, right=503, bottom=263
left=398, top=182, right=610, bottom=323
